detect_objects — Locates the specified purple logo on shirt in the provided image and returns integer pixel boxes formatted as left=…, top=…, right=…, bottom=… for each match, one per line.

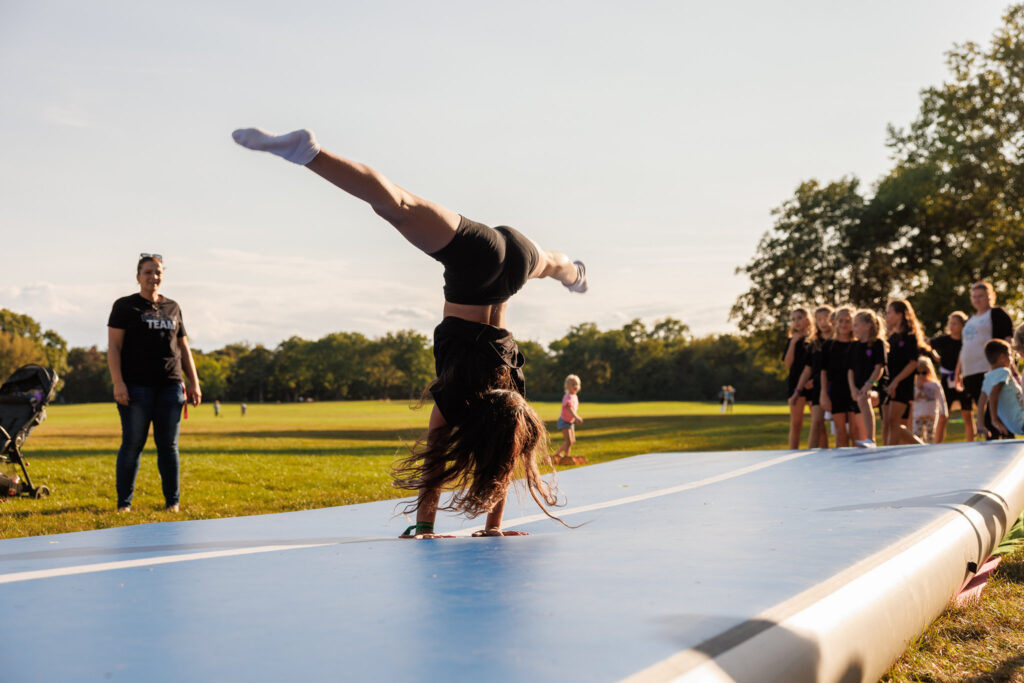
left=865, top=349, right=872, bottom=357
left=899, top=340, right=904, bottom=347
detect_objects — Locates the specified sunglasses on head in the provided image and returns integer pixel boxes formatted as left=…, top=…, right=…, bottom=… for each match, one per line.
left=139, top=253, right=163, bottom=260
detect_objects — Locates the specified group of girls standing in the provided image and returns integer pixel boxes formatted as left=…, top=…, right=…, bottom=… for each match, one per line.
left=786, top=283, right=1022, bottom=449
left=786, top=298, right=981, bottom=449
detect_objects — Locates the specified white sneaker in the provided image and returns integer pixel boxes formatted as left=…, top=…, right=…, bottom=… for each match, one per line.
left=854, top=439, right=877, bottom=449
left=565, top=261, right=588, bottom=293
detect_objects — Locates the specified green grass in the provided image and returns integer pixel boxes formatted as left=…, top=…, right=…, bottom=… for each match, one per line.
left=0, top=400, right=803, bottom=538
left=4, top=399, right=1018, bottom=682
left=884, top=545, right=1024, bottom=683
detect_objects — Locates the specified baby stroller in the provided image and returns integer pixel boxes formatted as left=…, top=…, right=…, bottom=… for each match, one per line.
left=0, top=364, right=57, bottom=498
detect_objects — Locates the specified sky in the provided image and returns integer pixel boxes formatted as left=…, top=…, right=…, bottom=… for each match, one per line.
left=0, top=1, right=1013, bottom=352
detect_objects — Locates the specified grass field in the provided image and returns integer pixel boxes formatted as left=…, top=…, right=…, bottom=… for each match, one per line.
left=1, top=399, right=1020, bottom=681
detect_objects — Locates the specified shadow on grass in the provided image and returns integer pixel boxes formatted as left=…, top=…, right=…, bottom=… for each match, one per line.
left=962, top=654, right=1024, bottom=682
left=549, top=414, right=787, bottom=441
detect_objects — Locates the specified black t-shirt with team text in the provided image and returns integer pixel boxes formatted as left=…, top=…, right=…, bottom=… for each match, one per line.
left=108, top=293, right=187, bottom=386
left=847, top=339, right=886, bottom=388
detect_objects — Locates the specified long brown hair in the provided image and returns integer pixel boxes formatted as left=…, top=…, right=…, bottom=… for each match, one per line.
left=788, top=307, right=818, bottom=345
left=394, top=366, right=562, bottom=521
left=887, top=299, right=931, bottom=354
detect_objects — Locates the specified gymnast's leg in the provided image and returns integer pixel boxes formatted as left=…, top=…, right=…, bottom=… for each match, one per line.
left=233, top=127, right=458, bottom=254
left=528, top=240, right=587, bottom=292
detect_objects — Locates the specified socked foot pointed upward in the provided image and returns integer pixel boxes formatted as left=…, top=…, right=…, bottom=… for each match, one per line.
left=565, top=260, right=588, bottom=294
left=232, top=127, right=321, bottom=165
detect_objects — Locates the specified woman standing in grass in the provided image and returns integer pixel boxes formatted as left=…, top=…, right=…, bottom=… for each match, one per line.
left=107, top=254, right=202, bottom=512
left=955, top=282, right=1016, bottom=440
left=232, top=127, right=586, bottom=537
left=553, top=374, right=585, bottom=465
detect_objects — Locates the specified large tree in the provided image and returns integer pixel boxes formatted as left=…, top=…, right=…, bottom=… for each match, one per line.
left=0, top=309, right=68, bottom=382
left=734, top=5, right=1024, bottom=337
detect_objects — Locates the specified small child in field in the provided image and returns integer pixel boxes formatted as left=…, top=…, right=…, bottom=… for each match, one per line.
left=912, top=357, right=947, bottom=444
left=977, top=339, right=1024, bottom=439
left=554, top=374, right=585, bottom=465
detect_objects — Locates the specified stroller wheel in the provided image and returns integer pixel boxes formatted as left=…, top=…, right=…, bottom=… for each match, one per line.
left=33, top=485, right=50, bottom=499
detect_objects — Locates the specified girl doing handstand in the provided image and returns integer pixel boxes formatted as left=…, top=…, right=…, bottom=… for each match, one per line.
left=233, top=127, right=587, bottom=538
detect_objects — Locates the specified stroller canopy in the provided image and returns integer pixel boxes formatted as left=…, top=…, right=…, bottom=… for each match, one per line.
left=0, top=364, right=58, bottom=407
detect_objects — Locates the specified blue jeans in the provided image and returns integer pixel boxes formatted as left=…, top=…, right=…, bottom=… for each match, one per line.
left=116, top=383, right=185, bottom=508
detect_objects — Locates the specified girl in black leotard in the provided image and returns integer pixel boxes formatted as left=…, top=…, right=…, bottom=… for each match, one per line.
left=233, top=127, right=588, bottom=538
left=784, top=308, right=816, bottom=449
left=848, top=310, right=886, bottom=448
left=883, top=300, right=929, bottom=445
left=820, top=306, right=860, bottom=447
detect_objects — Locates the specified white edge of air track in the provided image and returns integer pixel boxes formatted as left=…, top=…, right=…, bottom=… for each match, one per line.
left=627, top=445, right=1024, bottom=683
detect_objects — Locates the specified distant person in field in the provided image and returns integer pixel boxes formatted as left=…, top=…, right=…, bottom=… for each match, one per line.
left=784, top=308, right=816, bottom=449
left=956, top=282, right=1016, bottom=440
left=553, top=374, right=585, bottom=465
left=883, top=300, right=928, bottom=445
left=976, top=340, right=1024, bottom=439
left=107, top=254, right=202, bottom=513
left=912, top=357, right=947, bottom=444
left=233, top=127, right=587, bottom=538
left=930, top=311, right=971, bottom=442
left=214, top=399, right=221, bottom=417
left=821, top=306, right=862, bottom=447
left=241, top=402, right=247, bottom=417
left=848, top=309, right=886, bottom=448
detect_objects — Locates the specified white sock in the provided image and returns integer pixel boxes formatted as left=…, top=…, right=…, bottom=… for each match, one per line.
left=231, top=128, right=320, bottom=165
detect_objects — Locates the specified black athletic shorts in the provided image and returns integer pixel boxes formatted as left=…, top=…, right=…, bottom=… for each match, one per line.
left=429, top=216, right=541, bottom=306
left=941, top=380, right=967, bottom=410
left=889, top=376, right=915, bottom=405
left=827, top=381, right=856, bottom=414
left=962, top=373, right=984, bottom=409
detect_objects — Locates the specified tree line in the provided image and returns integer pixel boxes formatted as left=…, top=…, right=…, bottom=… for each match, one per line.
left=1, top=308, right=782, bottom=404
left=732, top=6, right=1024, bottom=344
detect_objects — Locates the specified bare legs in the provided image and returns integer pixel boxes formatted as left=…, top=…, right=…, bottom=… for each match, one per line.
left=553, top=427, right=584, bottom=465
left=833, top=412, right=852, bottom=447
left=235, top=128, right=586, bottom=291
left=788, top=397, right=806, bottom=449
left=885, top=401, right=924, bottom=445
left=305, top=151, right=460, bottom=254
left=808, top=405, right=829, bottom=448
left=529, top=244, right=584, bottom=289
left=962, top=407, right=975, bottom=441
left=855, top=393, right=876, bottom=445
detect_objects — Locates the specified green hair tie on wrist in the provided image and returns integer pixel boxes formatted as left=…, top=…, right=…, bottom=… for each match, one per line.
left=401, top=521, right=434, bottom=537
